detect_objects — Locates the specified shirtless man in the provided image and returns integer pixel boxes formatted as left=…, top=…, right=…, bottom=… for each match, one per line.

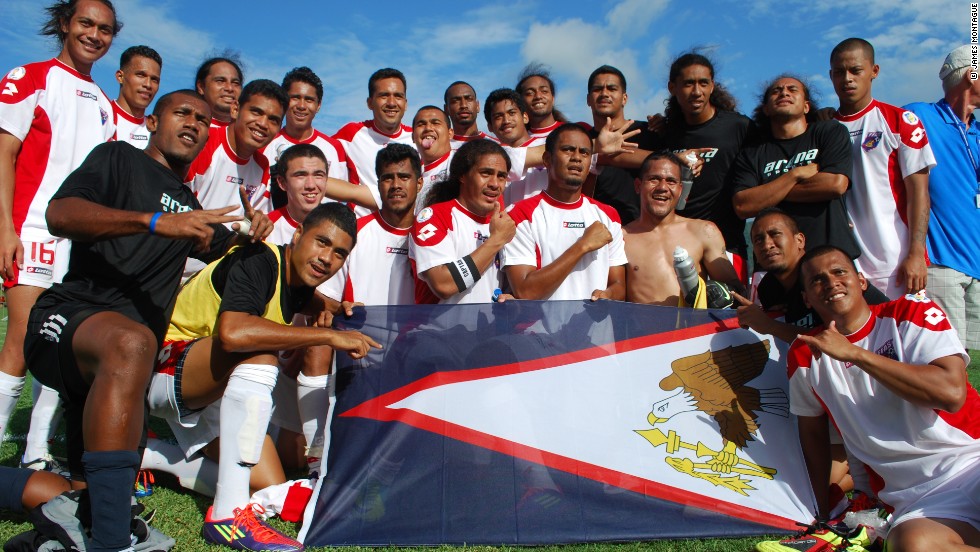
left=624, top=152, right=744, bottom=306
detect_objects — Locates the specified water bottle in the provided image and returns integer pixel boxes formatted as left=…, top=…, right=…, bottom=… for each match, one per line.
left=673, top=246, right=699, bottom=304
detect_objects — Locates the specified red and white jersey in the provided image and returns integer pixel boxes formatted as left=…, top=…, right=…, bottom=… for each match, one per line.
left=266, top=207, right=300, bottom=246
left=112, top=101, right=149, bottom=149
left=319, top=212, right=414, bottom=305
left=409, top=199, right=501, bottom=305
left=210, top=119, right=230, bottom=132
left=332, top=120, right=415, bottom=216
left=260, top=129, right=354, bottom=186
left=418, top=151, right=453, bottom=214
left=503, top=192, right=626, bottom=300
left=835, top=100, right=936, bottom=288
left=788, top=296, right=979, bottom=513
left=529, top=120, right=563, bottom=140
left=502, top=137, right=547, bottom=207
left=185, top=126, right=271, bottom=214
left=183, top=127, right=271, bottom=278
left=417, top=147, right=534, bottom=214
left=450, top=131, right=497, bottom=150
left=0, top=59, right=115, bottom=241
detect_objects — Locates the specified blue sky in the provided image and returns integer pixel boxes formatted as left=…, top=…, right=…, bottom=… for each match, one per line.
left=0, top=0, right=970, bottom=134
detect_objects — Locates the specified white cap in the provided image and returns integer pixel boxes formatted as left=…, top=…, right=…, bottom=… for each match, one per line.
left=939, top=45, right=974, bottom=80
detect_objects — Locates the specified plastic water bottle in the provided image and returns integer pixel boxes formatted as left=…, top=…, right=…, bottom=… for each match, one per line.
left=673, top=246, right=699, bottom=303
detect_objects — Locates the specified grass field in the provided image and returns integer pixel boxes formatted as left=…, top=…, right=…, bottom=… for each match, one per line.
left=1, top=313, right=978, bottom=551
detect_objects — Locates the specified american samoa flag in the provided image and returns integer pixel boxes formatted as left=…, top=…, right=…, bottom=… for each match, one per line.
left=299, top=300, right=814, bottom=545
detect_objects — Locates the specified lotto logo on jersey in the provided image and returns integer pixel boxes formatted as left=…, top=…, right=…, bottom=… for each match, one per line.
left=924, top=307, right=945, bottom=326
left=473, top=231, right=489, bottom=242
left=225, top=176, right=244, bottom=185
left=563, top=222, right=586, bottom=229
left=862, top=132, right=882, bottom=152
left=130, top=133, right=148, bottom=142
left=386, top=246, right=408, bottom=255
left=25, top=266, right=52, bottom=276
left=910, top=127, right=925, bottom=144
left=416, top=223, right=437, bottom=241
left=76, top=90, right=98, bottom=101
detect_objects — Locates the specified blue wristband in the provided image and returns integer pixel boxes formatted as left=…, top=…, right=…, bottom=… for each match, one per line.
left=148, top=212, right=162, bottom=235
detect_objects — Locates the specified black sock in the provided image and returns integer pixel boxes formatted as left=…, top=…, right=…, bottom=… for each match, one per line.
left=82, top=450, right=140, bottom=551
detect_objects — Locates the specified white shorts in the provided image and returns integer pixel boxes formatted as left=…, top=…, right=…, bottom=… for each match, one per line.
left=890, top=462, right=980, bottom=533
left=147, top=340, right=222, bottom=458
left=6, top=238, right=70, bottom=288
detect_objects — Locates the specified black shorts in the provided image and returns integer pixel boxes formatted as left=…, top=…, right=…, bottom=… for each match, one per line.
left=24, top=301, right=149, bottom=479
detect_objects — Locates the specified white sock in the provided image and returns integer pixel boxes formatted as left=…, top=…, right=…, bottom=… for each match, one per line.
left=22, top=382, right=62, bottom=462
left=0, top=372, right=25, bottom=442
left=212, top=364, right=278, bottom=520
left=845, top=446, right=874, bottom=498
left=141, top=437, right=218, bottom=496
left=296, top=373, right=329, bottom=476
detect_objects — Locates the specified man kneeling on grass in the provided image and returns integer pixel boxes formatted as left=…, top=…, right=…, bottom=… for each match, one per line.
left=146, top=202, right=380, bottom=552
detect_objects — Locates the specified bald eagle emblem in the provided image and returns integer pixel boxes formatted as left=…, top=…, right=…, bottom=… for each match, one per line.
left=635, top=340, right=788, bottom=495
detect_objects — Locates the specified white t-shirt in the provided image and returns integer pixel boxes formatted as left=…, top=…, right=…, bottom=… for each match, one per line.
left=788, top=295, right=979, bottom=513
left=0, top=59, right=115, bottom=242
left=835, top=100, right=936, bottom=292
left=409, top=199, right=501, bottom=305
left=502, top=192, right=626, bottom=300
left=183, top=126, right=271, bottom=278
left=260, top=129, right=353, bottom=185
left=112, top=100, right=149, bottom=149
left=266, top=206, right=300, bottom=246
left=319, top=212, right=414, bottom=306
left=332, top=120, right=415, bottom=216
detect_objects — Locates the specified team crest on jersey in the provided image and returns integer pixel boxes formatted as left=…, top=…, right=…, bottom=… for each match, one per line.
left=100, top=107, right=108, bottom=125
left=902, top=111, right=920, bottom=125
left=862, top=132, right=882, bottom=152
left=244, top=185, right=259, bottom=200
left=417, top=207, right=433, bottom=223
left=6, top=67, right=25, bottom=81
left=904, top=290, right=930, bottom=303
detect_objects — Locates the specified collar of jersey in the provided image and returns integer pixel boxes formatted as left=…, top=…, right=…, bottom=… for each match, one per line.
left=541, top=191, right=584, bottom=210
left=452, top=199, right=492, bottom=223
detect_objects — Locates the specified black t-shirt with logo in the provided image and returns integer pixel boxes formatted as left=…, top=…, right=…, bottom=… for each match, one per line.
left=661, top=110, right=757, bottom=254
left=35, top=141, right=235, bottom=342
left=732, top=120, right=860, bottom=259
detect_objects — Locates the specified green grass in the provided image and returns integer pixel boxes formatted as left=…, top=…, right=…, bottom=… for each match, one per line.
left=1, top=310, right=978, bottom=551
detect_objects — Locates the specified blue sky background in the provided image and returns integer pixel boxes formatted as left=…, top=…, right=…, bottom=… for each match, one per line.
left=0, top=0, right=971, bottom=134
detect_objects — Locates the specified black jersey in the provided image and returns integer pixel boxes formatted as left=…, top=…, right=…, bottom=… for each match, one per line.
left=34, top=141, right=235, bottom=343
left=732, top=120, right=860, bottom=259
left=584, top=120, right=661, bottom=226
left=210, top=244, right=312, bottom=320
left=661, top=110, right=756, bottom=253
